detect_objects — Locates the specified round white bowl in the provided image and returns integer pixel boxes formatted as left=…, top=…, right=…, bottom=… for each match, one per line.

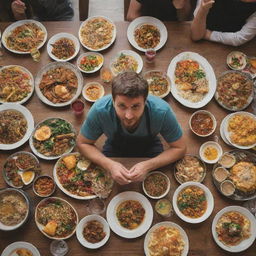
left=189, top=110, right=217, bottom=137
left=77, top=52, right=104, bottom=74
left=172, top=181, right=214, bottom=224
left=76, top=214, right=110, bottom=249
left=142, top=171, right=170, bottom=199
left=226, top=51, right=247, bottom=71
left=82, top=82, right=105, bottom=102
left=199, top=141, right=223, bottom=164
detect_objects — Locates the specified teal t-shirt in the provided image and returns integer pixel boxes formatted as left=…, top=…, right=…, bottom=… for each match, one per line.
left=81, top=95, right=182, bottom=143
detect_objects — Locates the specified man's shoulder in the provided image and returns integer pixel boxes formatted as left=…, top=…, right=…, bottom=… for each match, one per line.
left=147, top=95, right=171, bottom=113
left=91, top=95, right=113, bottom=112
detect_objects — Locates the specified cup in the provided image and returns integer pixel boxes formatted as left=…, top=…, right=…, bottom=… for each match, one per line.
left=87, top=197, right=106, bottom=215
left=155, top=198, right=173, bottom=218
left=145, top=48, right=156, bottom=63
left=50, top=240, right=68, bottom=256
left=71, top=99, right=85, bottom=116
left=100, top=67, right=113, bottom=83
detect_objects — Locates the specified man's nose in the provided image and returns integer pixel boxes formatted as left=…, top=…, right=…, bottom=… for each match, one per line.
left=125, top=109, right=133, bottom=119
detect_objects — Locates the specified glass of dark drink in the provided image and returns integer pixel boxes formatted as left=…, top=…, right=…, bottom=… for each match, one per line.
left=145, top=48, right=156, bottom=63
left=71, top=99, right=85, bottom=116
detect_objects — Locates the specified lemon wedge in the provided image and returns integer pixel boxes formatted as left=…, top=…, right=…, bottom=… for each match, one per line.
left=18, top=170, right=35, bottom=185
left=34, top=125, right=51, bottom=141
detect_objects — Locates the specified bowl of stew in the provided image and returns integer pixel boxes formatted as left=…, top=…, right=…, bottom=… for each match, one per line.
left=142, top=171, right=170, bottom=199
left=82, top=82, right=105, bottom=102
left=172, top=181, right=214, bottom=223
left=33, top=175, right=56, bottom=197
left=189, top=110, right=217, bottom=137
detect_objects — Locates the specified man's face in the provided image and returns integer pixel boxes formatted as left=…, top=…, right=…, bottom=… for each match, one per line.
left=113, top=95, right=146, bottom=130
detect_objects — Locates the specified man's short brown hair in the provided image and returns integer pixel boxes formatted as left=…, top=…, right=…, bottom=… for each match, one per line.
left=112, top=71, right=148, bottom=100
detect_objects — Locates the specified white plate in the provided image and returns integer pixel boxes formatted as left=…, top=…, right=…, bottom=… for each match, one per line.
left=79, top=16, right=116, bottom=51
left=220, top=114, right=232, bottom=146
left=199, top=141, right=223, bottom=164
left=29, top=118, right=76, bottom=160
left=167, top=51, right=216, bottom=109
left=110, top=50, right=143, bottom=76
left=35, top=197, right=79, bottom=240
left=0, top=65, right=34, bottom=104
left=47, top=32, right=80, bottom=62
left=76, top=214, right=110, bottom=249
left=144, top=221, right=189, bottom=256
left=2, top=19, right=47, bottom=54
left=106, top=191, right=153, bottom=238
left=0, top=103, right=34, bottom=150
left=2, top=241, right=41, bottom=256
left=127, top=16, right=168, bottom=52
left=223, top=111, right=256, bottom=149
left=53, top=152, right=97, bottom=200
left=77, top=52, right=104, bottom=74
left=212, top=206, right=256, bottom=252
left=173, top=181, right=214, bottom=223
left=35, top=62, right=83, bottom=107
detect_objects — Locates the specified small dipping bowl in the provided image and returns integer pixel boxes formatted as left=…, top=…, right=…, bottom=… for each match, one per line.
left=227, top=51, right=247, bottom=71
left=218, top=152, right=236, bottom=168
left=199, top=141, right=223, bottom=164
left=155, top=198, right=173, bottom=218
left=220, top=180, right=235, bottom=196
left=33, top=175, right=56, bottom=197
left=213, top=167, right=229, bottom=183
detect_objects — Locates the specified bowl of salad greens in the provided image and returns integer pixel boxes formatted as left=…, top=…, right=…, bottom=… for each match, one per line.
left=77, top=52, right=104, bottom=74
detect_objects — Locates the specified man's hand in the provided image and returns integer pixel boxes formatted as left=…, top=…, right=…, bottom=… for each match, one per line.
left=200, top=0, right=215, bottom=12
left=128, top=161, right=150, bottom=182
left=107, top=161, right=131, bottom=185
left=11, top=0, right=27, bottom=20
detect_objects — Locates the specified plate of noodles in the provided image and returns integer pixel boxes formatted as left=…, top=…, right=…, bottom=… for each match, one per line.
left=167, top=51, right=216, bottom=108
left=79, top=16, right=116, bottom=51
left=0, top=65, right=34, bottom=104
left=127, top=16, right=167, bottom=52
left=2, top=19, right=47, bottom=54
left=0, top=103, right=34, bottom=150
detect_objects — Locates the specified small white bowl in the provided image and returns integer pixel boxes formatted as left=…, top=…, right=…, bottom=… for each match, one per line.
left=199, top=141, right=223, bottom=164
left=172, top=181, right=214, bottom=224
left=76, top=214, right=110, bottom=249
left=142, top=171, right=170, bottom=199
left=227, top=51, right=247, bottom=71
left=82, top=82, right=105, bottom=102
left=77, top=52, right=104, bottom=74
left=47, top=32, right=80, bottom=62
left=189, top=110, right=217, bottom=137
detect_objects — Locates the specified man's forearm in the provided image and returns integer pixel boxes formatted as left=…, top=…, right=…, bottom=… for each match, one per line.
left=191, top=8, right=208, bottom=41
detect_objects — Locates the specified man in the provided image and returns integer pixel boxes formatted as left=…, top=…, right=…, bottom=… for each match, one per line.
left=126, top=0, right=192, bottom=21
left=191, top=0, right=256, bottom=46
left=77, top=72, right=186, bottom=185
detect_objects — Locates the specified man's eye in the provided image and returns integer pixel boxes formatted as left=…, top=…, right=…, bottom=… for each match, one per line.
left=118, top=105, right=126, bottom=109
left=132, top=105, right=139, bottom=110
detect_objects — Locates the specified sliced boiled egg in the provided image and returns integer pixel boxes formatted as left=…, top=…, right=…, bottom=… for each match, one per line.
left=34, top=125, right=51, bottom=141
left=18, top=170, right=35, bottom=185
left=77, top=159, right=91, bottom=171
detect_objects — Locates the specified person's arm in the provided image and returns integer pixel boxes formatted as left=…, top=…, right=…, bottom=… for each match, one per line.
left=191, top=0, right=214, bottom=41
left=173, top=0, right=191, bottom=21
left=11, top=0, right=27, bottom=20
left=77, top=134, right=131, bottom=185
left=208, top=12, right=256, bottom=46
left=128, top=135, right=186, bottom=182
left=126, top=0, right=142, bottom=21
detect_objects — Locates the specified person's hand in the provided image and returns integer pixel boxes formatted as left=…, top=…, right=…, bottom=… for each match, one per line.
left=172, top=0, right=186, bottom=9
left=200, top=0, right=215, bottom=12
left=128, top=161, right=150, bottom=182
left=11, top=0, right=27, bottom=20
left=107, top=161, right=131, bottom=185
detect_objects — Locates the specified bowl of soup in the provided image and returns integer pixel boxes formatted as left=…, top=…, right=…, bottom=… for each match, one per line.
left=172, top=182, right=214, bottom=223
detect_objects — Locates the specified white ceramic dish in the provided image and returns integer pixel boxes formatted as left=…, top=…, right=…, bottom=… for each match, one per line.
left=167, top=51, right=216, bottom=109
left=2, top=19, right=47, bottom=54
left=199, top=141, right=223, bottom=164
left=2, top=241, right=41, bottom=256
left=77, top=52, right=104, bottom=74
left=189, top=110, right=217, bottom=137
left=127, top=16, right=168, bottom=52
left=212, top=206, right=256, bottom=252
left=172, top=181, right=214, bottom=224
left=29, top=117, right=76, bottom=160
left=35, top=62, right=83, bottom=107
left=227, top=51, right=247, bottom=71
left=0, top=188, right=30, bottom=231
left=223, top=111, right=256, bottom=150
left=144, top=221, right=189, bottom=256
left=106, top=191, right=153, bottom=238
left=47, top=32, right=80, bottom=62
left=79, top=16, right=116, bottom=51
left=0, top=103, right=34, bottom=150
left=110, top=50, right=143, bottom=76
left=82, top=82, right=105, bottom=102
left=76, top=214, right=110, bottom=249
left=142, top=171, right=170, bottom=199
left=33, top=175, right=56, bottom=198
left=0, top=65, right=34, bottom=104
left=220, top=114, right=232, bottom=146
left=35, top=197, right=78, bottom=240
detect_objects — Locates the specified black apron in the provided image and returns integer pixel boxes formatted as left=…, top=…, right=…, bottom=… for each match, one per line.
left=103, top=107, right=163, bottom=157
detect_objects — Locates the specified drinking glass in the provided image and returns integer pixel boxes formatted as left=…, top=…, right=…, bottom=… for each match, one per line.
left=145, top=48, right=156, bottom=63
left=70, top=99, right=85, bottom=116
left=87, top=197, right=106, bottom=215
left=50, top=240, right=68, bottom=256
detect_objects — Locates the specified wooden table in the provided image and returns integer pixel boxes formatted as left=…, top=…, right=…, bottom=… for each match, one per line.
left=0, top=21, right=255, bottom=256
